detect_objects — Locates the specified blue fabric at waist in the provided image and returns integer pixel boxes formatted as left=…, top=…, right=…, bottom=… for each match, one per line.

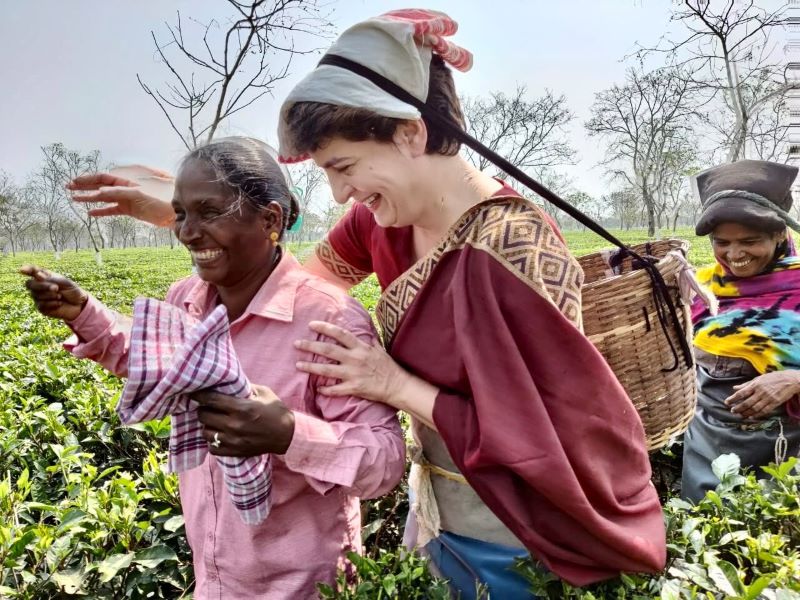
left=425, top=530, right=539, bottom=599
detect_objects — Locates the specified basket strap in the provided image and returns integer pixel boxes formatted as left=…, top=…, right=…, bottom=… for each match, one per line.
left=319, top=54, right=694, bottom=369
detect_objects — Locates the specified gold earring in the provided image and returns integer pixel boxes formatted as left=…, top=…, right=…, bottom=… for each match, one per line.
left=270, top=231, right=279, bottom=247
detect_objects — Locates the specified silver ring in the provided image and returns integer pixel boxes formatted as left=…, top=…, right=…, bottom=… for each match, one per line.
left=211, top=432, right=221, bottom=448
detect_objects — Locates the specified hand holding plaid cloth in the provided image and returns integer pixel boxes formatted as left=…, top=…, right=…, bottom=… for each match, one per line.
left=117, top=298, right=272, bottom=525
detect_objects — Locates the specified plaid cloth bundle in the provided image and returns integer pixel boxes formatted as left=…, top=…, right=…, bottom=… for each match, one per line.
left=117, top=298, right=272, bottom=525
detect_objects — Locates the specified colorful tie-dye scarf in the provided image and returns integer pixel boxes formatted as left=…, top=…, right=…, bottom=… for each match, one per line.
left=691, top=239, right=800, bottom=374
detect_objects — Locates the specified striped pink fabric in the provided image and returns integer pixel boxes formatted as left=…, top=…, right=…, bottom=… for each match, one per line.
left=381, top=9, right=473, bottom=71
left=118, top=298, right=272, bottom=525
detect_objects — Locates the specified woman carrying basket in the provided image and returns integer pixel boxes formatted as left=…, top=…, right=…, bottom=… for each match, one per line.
left=70, top=10, right=666, bottom=596
left=682, top=160, right=800, bottom=502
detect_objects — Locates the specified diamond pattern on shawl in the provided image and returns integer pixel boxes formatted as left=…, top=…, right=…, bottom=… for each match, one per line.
left=538, top=252, right=569, bottom=287
left=376, top=197, right=585, bottom=346
left=315, top=238, right=371, bottom=286
left=118, top=298, right=272, bottom=524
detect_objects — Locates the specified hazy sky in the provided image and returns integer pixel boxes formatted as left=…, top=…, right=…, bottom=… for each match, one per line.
left=0, top=1, right=765, bottom=198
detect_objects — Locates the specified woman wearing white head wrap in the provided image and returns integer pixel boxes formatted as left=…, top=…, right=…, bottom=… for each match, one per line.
left=279, top=9, right=665, bottom=597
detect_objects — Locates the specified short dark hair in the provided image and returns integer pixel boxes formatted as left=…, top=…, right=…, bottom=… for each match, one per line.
left=285, top=55, right=465, bottom=156
left=182, top=137, right=299, bottom=234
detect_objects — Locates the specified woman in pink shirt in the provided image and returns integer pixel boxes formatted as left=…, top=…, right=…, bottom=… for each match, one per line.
left=21, top=137, right=405, bottom=599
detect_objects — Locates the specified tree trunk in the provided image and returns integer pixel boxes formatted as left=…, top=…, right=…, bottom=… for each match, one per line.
left=645, top=193, right=656, bottom=237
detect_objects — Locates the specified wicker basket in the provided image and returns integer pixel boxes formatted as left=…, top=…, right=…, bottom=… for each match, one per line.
left=578, top=240, right=697, bottom=451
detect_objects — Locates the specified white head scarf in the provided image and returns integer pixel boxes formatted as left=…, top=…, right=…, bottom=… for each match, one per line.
left=277, top=9, right=472, bottom=163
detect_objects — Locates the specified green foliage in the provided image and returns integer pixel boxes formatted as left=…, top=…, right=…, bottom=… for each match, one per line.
left=517, top=455, right=800, bottom=599
left=316, top=550, right=454, bottom=600
left=560, top=226, right=716, bottom=267
left=1, top=230, right=797, bottom=599
left=0, top=248, right=192, bottom=598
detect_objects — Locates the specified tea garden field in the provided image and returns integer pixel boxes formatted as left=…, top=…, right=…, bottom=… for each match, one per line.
left=0, top=229, right=798, bottom=598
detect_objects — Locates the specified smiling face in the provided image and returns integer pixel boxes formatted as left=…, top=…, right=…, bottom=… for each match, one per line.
left=172, top=158, right=277, bottom=287
left=710, top=222, right=786, bottom=278
left=310, top=123, right=430, bottom=229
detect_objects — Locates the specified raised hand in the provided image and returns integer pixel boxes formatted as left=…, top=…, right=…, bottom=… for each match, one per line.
left=68, top=165, right=176, bottom=227
left=20, top=265, right=89, bottom=322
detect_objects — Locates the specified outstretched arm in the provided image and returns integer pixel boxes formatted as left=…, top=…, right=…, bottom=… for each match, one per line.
left=68, top=166, right=176, bottom=227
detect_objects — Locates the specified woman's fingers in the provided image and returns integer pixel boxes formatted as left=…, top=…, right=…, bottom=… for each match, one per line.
left=295, top=360, right=344, bottom=379
left=27, top=283, right=61, bottom=301
left=67, top=173, right=136, bottom=191
left=191, top=390, right=237, bottom=411
left=294, top=338, right=349, bottom=362
left=725, top=385, right=753, bottom=406
left=23, top=269, right=61, bottom=301
left=729, top=391, right=774, bottom=417
left=316, top=382, right=354, bottom=397
left=87, top=205, right=126, bottom=218
left=200, top=427, right=232, bottom=456
left=308, top=321, right=361, bottom=349
left=19, top=264, right=52, bottom=280
left=196, top=406, right=230, bottom=432
left=36, top=300, right=63, bottom=313
left=72, top=186, right=139, bottom=203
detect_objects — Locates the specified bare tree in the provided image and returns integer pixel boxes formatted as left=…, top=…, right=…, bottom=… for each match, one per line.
left=516, top=167, right=574, bottom=227
left=745, top=92, right=789, bottom=162
left=604, top=188, right=640, bottom=230
left=636, top=0, right=793, bottom=162
left=0, top=173, right=37, bottom=256
left=139, top=0, right=332, bottom=150
left=322, top=200, right=348, bottom=232
left=656, top=144, right=702, bottom=231
left=287, top=161, right=327, bottom=242
left=30, top=159, right=75, bottom=257
left=649, top=137, right=700, bottom=230
left=40, top=143, right=105, bottom=256
left=586, top=66, right=696, bottom=235
left=462, top=86, right=575, bottom=179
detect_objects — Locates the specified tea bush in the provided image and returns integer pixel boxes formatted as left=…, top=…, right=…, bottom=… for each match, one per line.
left=1, top=230, right=798, bottom=598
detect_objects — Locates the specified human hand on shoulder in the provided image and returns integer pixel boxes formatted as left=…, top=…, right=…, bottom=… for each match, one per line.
left=293, top=320, right=438, bottom=429
left=20, top=265, right=88, bottom=322
left=293, top=320, right=409, bottom=405
left=725, top=370, right=800, bottom=420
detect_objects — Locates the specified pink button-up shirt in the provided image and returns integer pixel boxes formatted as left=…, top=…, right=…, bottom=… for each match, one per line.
left=65, top=252, right=405, bottom=599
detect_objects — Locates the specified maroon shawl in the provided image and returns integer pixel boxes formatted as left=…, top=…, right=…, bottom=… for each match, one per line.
left=376, top=197, right=666, bottom=585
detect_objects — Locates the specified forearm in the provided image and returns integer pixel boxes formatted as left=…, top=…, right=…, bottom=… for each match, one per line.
left=388, top=371, right=438, bottom=431
left=63, top=296, right=131, bottom=377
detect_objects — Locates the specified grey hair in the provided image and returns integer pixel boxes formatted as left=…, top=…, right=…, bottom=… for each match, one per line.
left=181, top=137, right=300, bottom=234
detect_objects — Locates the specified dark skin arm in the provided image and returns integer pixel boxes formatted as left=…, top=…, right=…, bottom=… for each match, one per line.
left=20, top=265, right=88, bottom=321
left=22, top=265, right=295, bottom=455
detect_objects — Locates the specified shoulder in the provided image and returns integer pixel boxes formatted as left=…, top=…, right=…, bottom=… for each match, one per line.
left=461, top=197, right=564, bottom=250
left=293, top=269, right=376, bottom=336
left=451, top=197, right=584, bottom=326
left=457, top=197, right=583, bottom=285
